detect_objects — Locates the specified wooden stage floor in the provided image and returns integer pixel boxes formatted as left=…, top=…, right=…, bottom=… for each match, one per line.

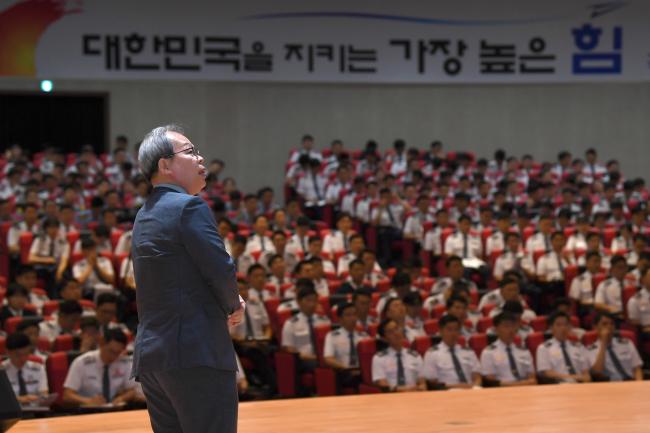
left=12, top=382, right=649, bottom=433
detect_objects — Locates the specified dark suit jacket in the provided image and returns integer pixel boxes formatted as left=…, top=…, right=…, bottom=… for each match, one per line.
left=131, top=185, right=240, bottom=378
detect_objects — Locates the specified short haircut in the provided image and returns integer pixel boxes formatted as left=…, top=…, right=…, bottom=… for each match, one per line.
left=502, top=300, right=524, bottom=315
left=15, top=264, right=36, bottom=277
left=80, top=316, right=99, bottom=331
left=59, top=300, right=83, bottom=316
left=138, top=124, right=184, bottom=181
left=96, top=293, right=118, bottom=307
left=501, top=276, right=519, bottom=288
left=6, top=283, right=29, bottom=298
left=247, top=263, right=266, bottom=276
left=378, top=318, right=397, bottom=338
left=439, top=314, right=461, bottom=329
left=267, top=254, right=284, bottom=268
left=6, top=332, right=31, bottom=351
left=594, top=312, right=614, bottom=326
left=349, top=258, right=365, bottom=269
left=352, top=288, right=372, bottom=302
left=610, top=254, right=627, bottom=268
left=548, top=311, right=571, bottom=327
left=349, top=234, right=364, bottom=243
left=446, top=295, right=468, bottom=310
left=42, top=217, right=60, bottom=230
left=296, top=279, right=317, bottom=300
left=493, top=311, right=518, bottom=327
left=391, top=272, right=411, bottom=287
left=445, top=255, right=462, bottom=268
left=337, top=302, right=355, bottom=318
left=294, top=260, right=312, bottom=275
left=585, top=251, right=601, bottom=262
left=16, top=318, right=41, bottom=333
left=402, top=291, right=422, bottom=307
left=104, top=329, right=128, bottom=346
left=553, top=297, right=572, bottom=310
left=81, top=237, right=97, bottom=250
left=550, top=230, right=565, bottom=241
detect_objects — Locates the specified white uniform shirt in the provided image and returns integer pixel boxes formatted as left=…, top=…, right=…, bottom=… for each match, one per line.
left=423, top=227, right=444, bottom=255
left=535, top=338, right=589, bottom=382
left=322, top=230, right=353, bottom=254
left=422, top=342, right=480, bottom=385
left=286, top=233, right=310, bottom=256
left=431, top=277, right=477, bottom=296
left=323, top=328, right=368, bottom=368
left=244, top=234, right=275, bottom=255
left=525, top=231, right=552, bottom=253
left=297, top=173, right=327, bottom=204
left=39, top=318, right=74, bottom=343
left=324, top=181, right=351, bottom=204
left=594, top=277, right=625, bottom=314
left=403, top=212, right=435, bottom=243
left=536, top=251, right=571, bottom=282
left=1, top=359, right=48, bottom=396
left=371, top=347, right=423, bottom=387
left=7, top=221, right=40, bottom=251
left=371, top=204, right=404, bottom=230
left=493, top=251, right=535, bottom=281
left=72, top=257, right=115, bottom=292
left=231, top=292, right=270, bottom=340
left=478, top=289, right=504, bottom=311
left=281, top=312, right=331, bottom=356
left=480, top=339, right=535, bottom=382
left=28, top=235, right=70, bottom=260
left=485, top=231, right=508, bottom=256
left=444, top=231, right=482, bottom=259
left=627, top=288, right=650, bottom=327
left=585, top=338, right=642, bottom=381
left=63, top=350, right=138, bottom=400
left=114, top=230, right=132, bottom=255
left=569, top=271, right=596, bottom=304
left=566, top=233, right=589, bottom=253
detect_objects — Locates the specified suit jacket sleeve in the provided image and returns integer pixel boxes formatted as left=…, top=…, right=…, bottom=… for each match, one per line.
left=181, top=196, right=240, bottom=315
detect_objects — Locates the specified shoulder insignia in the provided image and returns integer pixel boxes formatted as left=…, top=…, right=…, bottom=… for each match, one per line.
left=83, top=356, right=97, bottom=365
left=289, top=316, right=300, bottom=323
left=487, top=343, right=497, bottom=350
left=408, top=349, right=420, bottom=357
left=378, top=349, right=388, bottom=357
left=543, top=340, right=553, bottom=348
left=587, top=343, right=597, bottom=350
left=332, top=330, right=341, bottom=336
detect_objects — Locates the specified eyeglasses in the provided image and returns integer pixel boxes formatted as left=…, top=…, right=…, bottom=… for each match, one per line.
left=165, top=146, right=201, bottom=159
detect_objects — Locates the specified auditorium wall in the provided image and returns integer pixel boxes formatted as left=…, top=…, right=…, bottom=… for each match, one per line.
left=1, top=78, right=648, bottom=195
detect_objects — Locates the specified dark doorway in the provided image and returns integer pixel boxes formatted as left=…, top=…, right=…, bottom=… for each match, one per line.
left=0, top=92, right=108, bottom=155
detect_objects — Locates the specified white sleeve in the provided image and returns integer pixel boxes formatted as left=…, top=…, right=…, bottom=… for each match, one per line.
left=323, top=333, right=335, bottom=358
left=281, top=320, right=295, bottom=348
left=28, top=238, right=40, bottom=256
left=63, top=358, right=84, bottom=391
left=38, top=365, right=49, bottom=394
left=371, top=354, right=386, bottom=383
left=535, top=345, right=551, bottom=372
left=627, top=297, right=640, bottom=322
left=480, top=350, right=496, bottom=377
left=594, top=283, right=606, bottom=304
left=421, top=351, right=438, bottom=380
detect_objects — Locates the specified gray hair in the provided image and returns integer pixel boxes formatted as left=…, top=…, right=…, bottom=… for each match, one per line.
left=138, top=124, right=184, bottom=181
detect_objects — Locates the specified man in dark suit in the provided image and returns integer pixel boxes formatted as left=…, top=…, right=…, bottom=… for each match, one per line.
left=132, top=125, right=244, bottom=433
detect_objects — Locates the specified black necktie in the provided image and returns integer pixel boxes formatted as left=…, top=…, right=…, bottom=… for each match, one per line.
left=244, top=308, right=254, bottom=339
left=556, top=252, right=565, bottom=273
left=48, top=238, right=55, bottom=257
left=260, top=236, right=266, bottom=252
left=396, top=351, right=406, bottom=386
left=560, top=341, right=576, bottom=375
left=18, top=369, right=27, bottom=396
left=450, top=346, right=468, bottom=383
left=343, top=232, right=349, bottom=251
left=307, top=315, right=318, bottom=356
left=102, top=365, right=111, bottom=402
left=348, top=331, right=358, bottom=367
left=301, top=236, right=307, bottom=252
left=607, top=345, right=632, bottom=380
left=386, top=206, right=396, bottom=226
left=506, top=345, right=521, bottom=381
left=462, top=233, right=469, bottom=258
left=312, top=173, right=322, bottom=200
left=544, top=235, right=551, bottom=252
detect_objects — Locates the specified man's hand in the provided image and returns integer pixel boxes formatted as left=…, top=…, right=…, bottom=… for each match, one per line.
left=228, top=297, right=246, bottom=327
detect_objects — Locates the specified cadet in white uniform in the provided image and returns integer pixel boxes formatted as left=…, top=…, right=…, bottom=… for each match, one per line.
left=480, top=312, right=537, bottom=386
left=323, top=214, right=355, bottom=254
left=432, top=256, right=478, bottom=296
left=594, top=255, right=629, bottom=317
left=39, top=300, right=83, bottom=343
left=569, top=252, right=601, bottom=307
left=1, top=333, right=49, bottom=404
left=535, top=312, right=591, bottom=384
left=444, top=215, right=482, bottom=260
left=423, top=315, right=481, bottom=389
left=372, top=319, right=426, bottom=392
left=586, top=313, right=643, bottom=381
left=323, top=303, right=368, bottom=369
left=485, top=212, right=513, bottom=257
left=63, top=329, right=144, bottom=407
left=72, top=238, right=116, bottom=299
left=281, top=283, right=331, bottom=368
left=627, top=267, right=650, bottom=330
left=492, top=232, right=535, bottom=281
left=525, top=215, right=554, bottom=253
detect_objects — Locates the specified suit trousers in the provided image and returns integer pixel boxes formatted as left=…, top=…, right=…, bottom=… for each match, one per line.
left=139, top=366, right=238, bottom=433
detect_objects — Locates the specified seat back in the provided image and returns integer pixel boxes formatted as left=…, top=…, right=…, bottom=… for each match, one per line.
left=46, top=351, right=69, bottom=405
left=53, top=335, right=74, bottom=352
left=469, top=333, right=488, bottom=357
left=19, top=232, right=34, bottom=264
left=526, top=332, right=547, bottom=364
left=477, top=316, right=493, bottom=333
left=357, top=338, right=377, bottom=385
left=412, top=335, right=432, bottom=356
left=423, top=319, right=439, bottom=335
left=314, top=324, right=331, bottom=366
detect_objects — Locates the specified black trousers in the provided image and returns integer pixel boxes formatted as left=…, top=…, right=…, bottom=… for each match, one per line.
left=139, top=367, right=238, bottom=433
